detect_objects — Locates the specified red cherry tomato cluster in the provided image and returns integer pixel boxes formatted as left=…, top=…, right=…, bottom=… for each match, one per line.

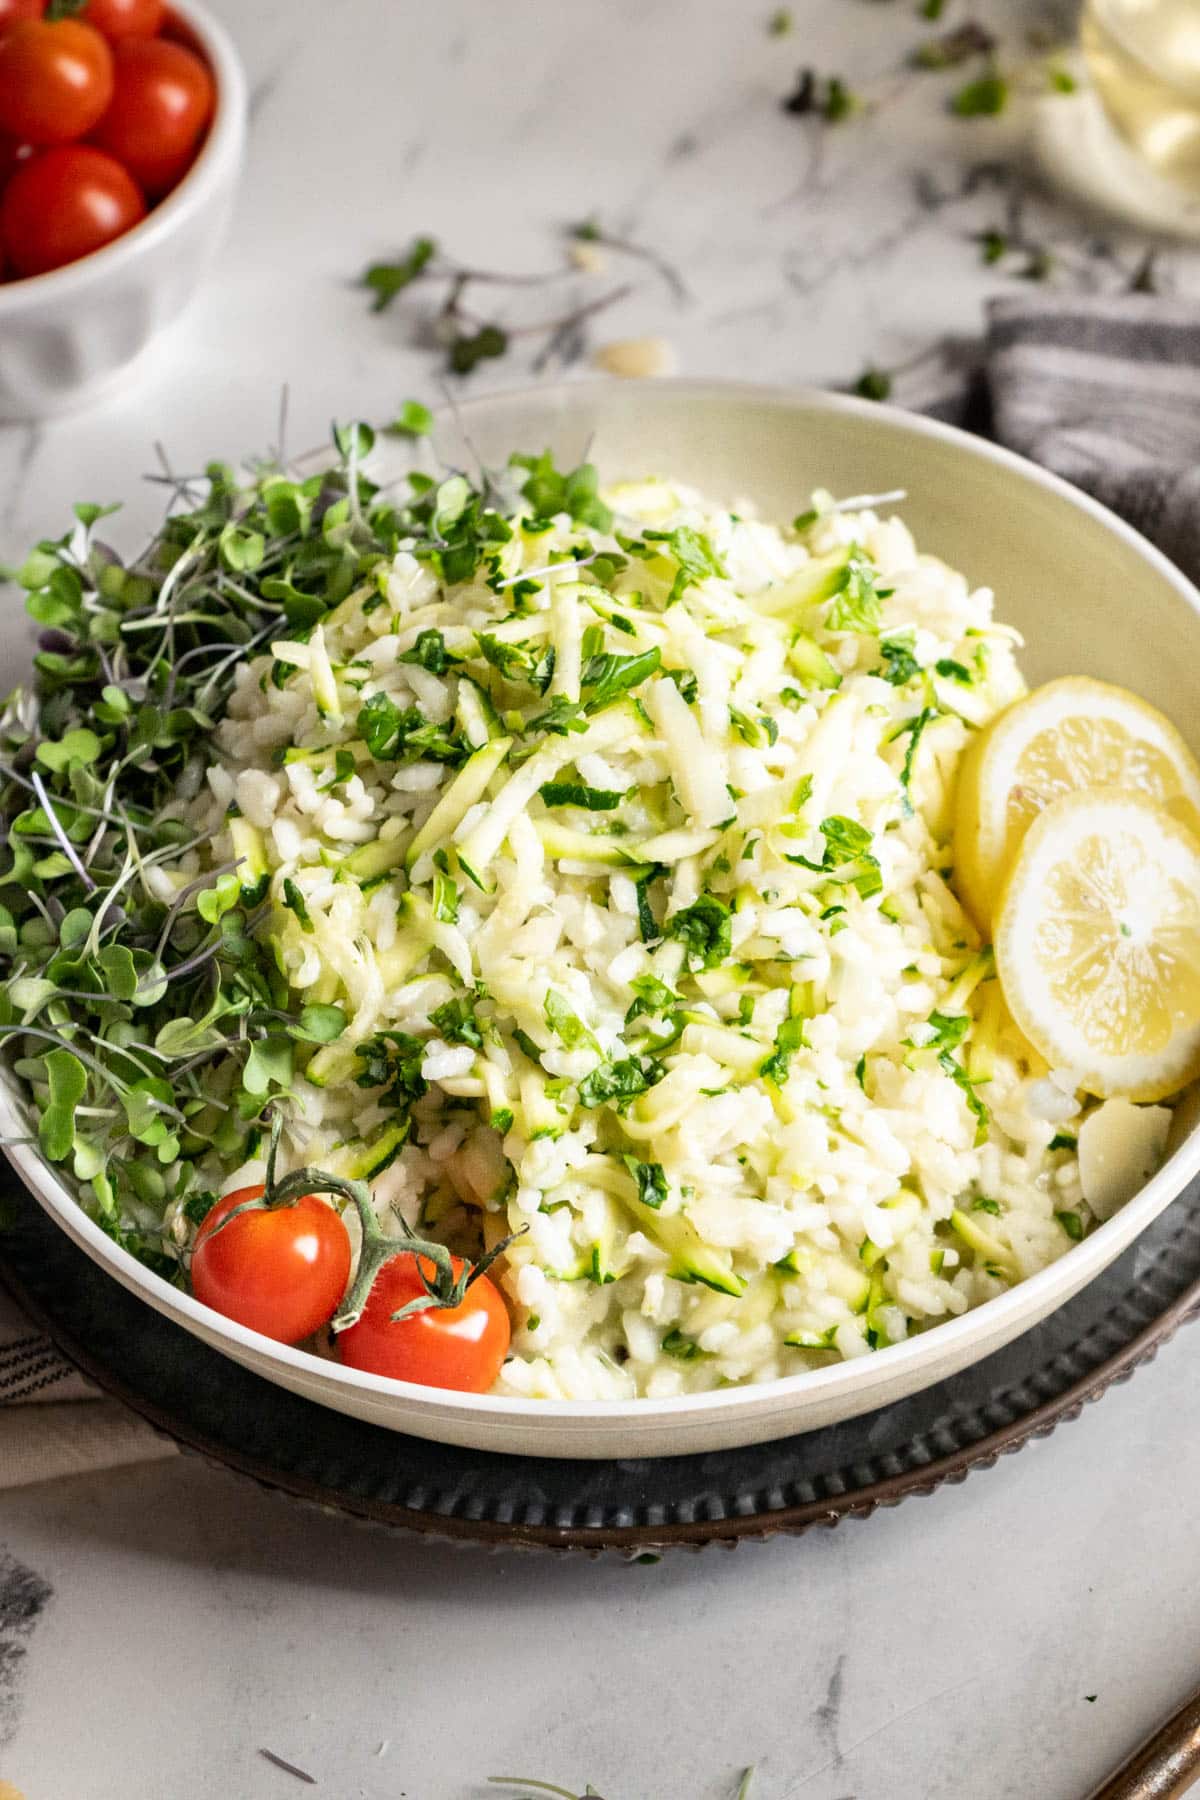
left=0, top=1, right=213, bottom=281
left=190, top=1187, right=512, bottom=1394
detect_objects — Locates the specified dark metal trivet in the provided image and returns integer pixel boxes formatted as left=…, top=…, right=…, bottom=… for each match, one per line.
left=2, top=1173, right=1198, bottom=1552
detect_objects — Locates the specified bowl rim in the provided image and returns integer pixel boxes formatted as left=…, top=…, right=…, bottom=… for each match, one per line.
left=7, top=375, right=1200, bottom=1430
left=0, top=0, right=247, bottom=311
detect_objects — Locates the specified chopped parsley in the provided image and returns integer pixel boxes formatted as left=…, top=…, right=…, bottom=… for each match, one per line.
left=760, top=1014, right=807, bottom=1086
left=879, top=637, right=921, bottom=686
left=642, top=526, right=728, bottom=603
left=281, top=878, right=313, bottom=933
left=539, top=780, right=625, bottom=811
left=623, top=1154, right=669, bottom=1209
left=825, top=547, right=888, bottom=634
left=577, top=1055, right=663, bottom=1109
left=354, top=1031, right=429, bottom=1110
left=430, top=997, right=483, bottom=1049
left=667, top=894, right=733, bottom=971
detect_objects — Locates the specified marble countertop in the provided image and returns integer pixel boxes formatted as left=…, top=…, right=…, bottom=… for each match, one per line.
left=3, top=1, right=1200, bottom=1795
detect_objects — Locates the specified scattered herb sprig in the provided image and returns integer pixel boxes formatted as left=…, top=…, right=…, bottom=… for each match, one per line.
left=361, top=236, right=633, bottom=375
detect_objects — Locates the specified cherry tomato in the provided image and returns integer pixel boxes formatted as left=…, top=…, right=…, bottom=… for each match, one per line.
left=90, top=35, right=212, bottom=195
left=0, top=0, right=44, bottom=30
left=191, top=1185, right=352, bottom=1346
left=338, top=1253, right=511, bottom=1393
left=81, top=0, right=164, bottom=40
left=0, top=19, right=113, bottom=145
left=1, top=145, right=144, bottom=277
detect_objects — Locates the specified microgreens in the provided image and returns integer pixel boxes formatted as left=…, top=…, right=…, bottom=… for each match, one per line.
left=0, top=427, right=538, bottom=1292
left=782, top=68, right=857, bottom=121
left=360, top=236, right=631, bottom=376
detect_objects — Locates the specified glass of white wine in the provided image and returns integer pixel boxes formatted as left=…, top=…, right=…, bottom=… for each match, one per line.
left=1082, top=0, right=1200, bottom=194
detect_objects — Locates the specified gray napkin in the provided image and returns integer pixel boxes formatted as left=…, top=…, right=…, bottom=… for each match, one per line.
left=894, top=293, right=1200, bottom=585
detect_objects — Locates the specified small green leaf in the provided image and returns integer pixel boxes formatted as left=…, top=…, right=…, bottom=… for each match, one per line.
left=262, top=478, right=312, bottom=538
left=35, top=727, right=101, bottom=771
left=952, top=70, right=1008, bottom=116
left=282, top=878, right=314, bottom=933
left=218, top=523, right=265, bottom=573
left=622, top=1154, right=668, bottom=1209
left=38, top=1049, right=87, bottom=1163
left=433, top=475, right=471, bottom=533
left=95, top=943, right=140, bottom=1001
left=667, top=895, right=732, bottom=971
left=71, top=1136, right=105, bottom=1182
left=854, top=367, right=892, bottom=403
left=362, top=236, right=437, bottom=311
left=386, top=399, right=434, bottom=438
left=73, top=501, right=121, bottom=528
left=333, top=420, right=376, bottom=460
left=123, top=1076, right=175, bottom=1144
left=197, top=872, right=241, bottom=923
left=292, top=1004, right=347, bottom=1044
left=242, top=1035, right=295, bottom=1098
left=448, top=324, right=508, bottom=375
left=59, top=907, right=93, bottom=949
left=130, top=952, right=168, bottom=1007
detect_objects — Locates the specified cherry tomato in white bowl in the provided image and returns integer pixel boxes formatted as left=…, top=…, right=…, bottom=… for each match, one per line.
left=1, top=143, right=144, bottom=279
left=0, top=16, right=114, bottom=146
left=81, top=0, right=166, bottom=40
left=0, top=0, right=245, bottom=420
left=91, top=33, right=214, bottom=195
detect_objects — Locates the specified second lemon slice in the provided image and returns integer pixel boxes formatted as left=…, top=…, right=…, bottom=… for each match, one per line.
left=994, top=790, right=1200, bottom=1101
left=953, top=676, right=1200, bottom=932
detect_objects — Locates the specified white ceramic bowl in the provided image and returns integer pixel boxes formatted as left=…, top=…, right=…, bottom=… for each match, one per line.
left=6, top=378, right=1200, bottom=1459
left=0, top=0, right=246, bottom=421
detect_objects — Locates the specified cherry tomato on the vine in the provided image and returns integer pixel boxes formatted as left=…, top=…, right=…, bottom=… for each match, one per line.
left=80, top=0, right=164, bottom=41
left=191, top=1185, right=352, bottom=1346
left=0, top=19, right=113, bottom=146
left=338, top=1253, right=511, bottom=1393
left=1, top=144, right=144, bottom=277
left=90, top=34, right=212, bottom=194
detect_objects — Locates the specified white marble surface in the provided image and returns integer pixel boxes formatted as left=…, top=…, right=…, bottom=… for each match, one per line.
left=4, top=1, right=1200, bottom=1795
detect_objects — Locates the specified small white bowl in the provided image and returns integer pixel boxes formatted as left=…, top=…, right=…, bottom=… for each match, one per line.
left=6, top=379, right=1200, bottom=1458
left=0, top=0, right=246, bottom=421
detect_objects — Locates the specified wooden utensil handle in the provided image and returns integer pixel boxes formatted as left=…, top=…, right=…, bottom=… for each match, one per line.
left=1088, top=1687, right=1200, bottom=1800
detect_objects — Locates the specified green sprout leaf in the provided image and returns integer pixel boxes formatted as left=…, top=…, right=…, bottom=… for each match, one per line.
left=38, top=1049, right=86, bottom=1163
left=362, top=237, right=437, bottom=311
left=386, top=399, right=434, bottom=438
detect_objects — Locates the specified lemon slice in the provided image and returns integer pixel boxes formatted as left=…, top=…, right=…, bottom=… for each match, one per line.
left=994, top=789, right=1200, bottom=1101
left=954, top=677, right=1200, bottom=931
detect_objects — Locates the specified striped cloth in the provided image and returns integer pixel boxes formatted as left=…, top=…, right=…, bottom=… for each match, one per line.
left=0, top=1286, right=175, bottom=1488
left=3, top=290, right=1199, bottom=1487
left=893, top=293, right=1200, bottom=584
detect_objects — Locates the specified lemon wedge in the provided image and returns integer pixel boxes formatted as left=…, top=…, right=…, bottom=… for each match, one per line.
left=994, top=790, right=1200, bottom=1101
left=954, top=677, right=1200, bottom=931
